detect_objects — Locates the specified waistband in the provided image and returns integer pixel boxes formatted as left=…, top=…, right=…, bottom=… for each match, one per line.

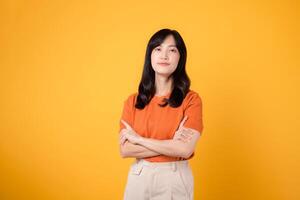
left=130, top=159, right=189, bottom=175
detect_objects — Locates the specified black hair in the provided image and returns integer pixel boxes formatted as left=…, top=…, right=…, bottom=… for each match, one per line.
left=135, top=28, right=191, bottom=109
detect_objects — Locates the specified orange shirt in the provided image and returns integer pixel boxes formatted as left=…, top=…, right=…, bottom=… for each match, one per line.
left=119, top=89, right=204, bottom=162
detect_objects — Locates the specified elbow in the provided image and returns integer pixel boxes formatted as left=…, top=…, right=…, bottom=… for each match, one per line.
left=120, top=150, right=129, bottom=158
left=119, top=145, right=129, bottom=158
left=120, top=151, right=127, bottom=158
left=180, top=147, right=193, bottom=159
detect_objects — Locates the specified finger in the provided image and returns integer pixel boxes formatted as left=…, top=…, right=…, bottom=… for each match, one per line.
left=173, top=131, right=181, bottom=139
left=120, top=132, right=127, bottom=141
left=119, top=135, right=123, bottom=144
left=120, top=138, right=126, bottom=145
left=120, top=134, right=127, bottom=145
left=181, top=135, right=192, bottom=142
left=183, top=127, right=198, bottom=133
left=179, top=132, right=192, bottom=141
left=121, top=137, right=127, bottom=145
left=121, top=119, right=132, bottom=130
left=174, top=129, right=184, bottom=137
left=180, top=133, right=188, bottom=138
left=119, top=128, right=127, bottom=135
left=119, top=136, right=123, bottom=145
left=178, top=137, right=188, bottom=143
left=181, top=131, right=193, bottom=138
left=179, top=127, right=191, bottom=136
left=175, top=134, right=188, bottom=142
left=177, top=132, right=187, bottom=139
left=119, top=133, right=125, bottom=144
left=178, top=116, right=188, bottom=130
left=179, top=116, right=188, bottom=128
left=180, top=134, right=191, bottom=141
left=120, top=129, right=126, bottom=135
left=182, top=129, right=194, bottom=135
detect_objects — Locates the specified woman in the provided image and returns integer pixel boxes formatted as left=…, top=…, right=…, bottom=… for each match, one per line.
left=119, top=28, right=204, bottom=200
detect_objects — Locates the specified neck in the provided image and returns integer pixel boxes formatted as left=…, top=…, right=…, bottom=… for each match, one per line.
left=154, top=75, right=173, bottom=96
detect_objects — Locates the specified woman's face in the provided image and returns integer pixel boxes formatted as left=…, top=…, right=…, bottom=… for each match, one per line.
left=151, top=35, right=180, bottom=77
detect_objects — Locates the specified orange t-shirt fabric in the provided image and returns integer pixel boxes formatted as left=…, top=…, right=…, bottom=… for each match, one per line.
left=119, top=89, right=204, bottom=162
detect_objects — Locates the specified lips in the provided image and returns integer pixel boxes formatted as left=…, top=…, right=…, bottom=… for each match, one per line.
left=157, top=63, right=170, bottom=66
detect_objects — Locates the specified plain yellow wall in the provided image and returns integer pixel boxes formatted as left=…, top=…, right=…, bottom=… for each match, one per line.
left=1, top=0, right=299, bottom=199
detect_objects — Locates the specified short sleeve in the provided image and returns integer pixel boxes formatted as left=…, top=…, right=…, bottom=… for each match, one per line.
left=119, top=93, right=136, bottom=133
left=183, top=93, right=204, bottom=135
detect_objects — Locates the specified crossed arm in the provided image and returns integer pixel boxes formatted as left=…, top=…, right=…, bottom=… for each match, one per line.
left=119, top=127, right=201, bottom=159
left=120, top=141, right=161, bottom=159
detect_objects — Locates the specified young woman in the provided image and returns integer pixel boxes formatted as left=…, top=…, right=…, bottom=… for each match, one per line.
left=119, top=28, right=204, bottom=200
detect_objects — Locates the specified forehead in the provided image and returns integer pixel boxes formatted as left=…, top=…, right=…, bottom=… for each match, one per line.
left=160, top=35, right=176, bottom=47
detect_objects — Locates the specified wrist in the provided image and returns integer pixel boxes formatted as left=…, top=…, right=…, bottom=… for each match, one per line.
left=137, top=136, right=146, bottom=145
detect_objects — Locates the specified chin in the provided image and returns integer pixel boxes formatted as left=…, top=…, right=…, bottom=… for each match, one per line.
left=155, top=71, right=172, bottom=77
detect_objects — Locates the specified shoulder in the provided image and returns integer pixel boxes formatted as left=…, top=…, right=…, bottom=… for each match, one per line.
left=124, top=92, right=138, bottom=106
left=183, top=89, right=202, bottom=107
left=185, top=89, right=202, bottom=101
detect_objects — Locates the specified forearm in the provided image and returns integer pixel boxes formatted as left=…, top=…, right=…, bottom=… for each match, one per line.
left=137, top=137, right=190, bottom=159
left=120, top=140, right=161, bottom=158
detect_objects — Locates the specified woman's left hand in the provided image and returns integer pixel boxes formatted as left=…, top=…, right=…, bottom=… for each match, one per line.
left=119, top=119, right=143, bottom=145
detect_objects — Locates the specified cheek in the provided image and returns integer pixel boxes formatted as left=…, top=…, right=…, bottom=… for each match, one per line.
left=171, top=55, right=180, bottom=66
left=174, top=54, right=180, bottom=63
left=151, top=52, right=158, bottom=63
left=150, top=56, right=158, bottom=70
left=150, top=54, right=154, bottom=62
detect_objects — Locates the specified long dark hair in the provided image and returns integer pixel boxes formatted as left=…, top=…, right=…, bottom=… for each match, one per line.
left=135, top=28, right=191, bottom=109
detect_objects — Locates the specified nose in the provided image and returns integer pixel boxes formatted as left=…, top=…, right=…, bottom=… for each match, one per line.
left=160, top=49, right=168, bottom=60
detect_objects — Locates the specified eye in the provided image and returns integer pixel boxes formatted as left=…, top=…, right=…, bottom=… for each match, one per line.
left=155, top=47, right=161, bottom=51
left=170, top=48, right=177, bottom=53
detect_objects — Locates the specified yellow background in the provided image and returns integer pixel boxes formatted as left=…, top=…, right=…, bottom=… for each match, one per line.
left=1, top=0, right=299, bottom=199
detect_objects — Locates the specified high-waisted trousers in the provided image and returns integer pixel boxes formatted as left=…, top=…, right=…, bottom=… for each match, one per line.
left=123, top=158, right=194, bottom=200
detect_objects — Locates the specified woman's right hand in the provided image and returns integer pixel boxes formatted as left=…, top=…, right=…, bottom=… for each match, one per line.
left=173, top=116, right=193, bottom=143
left=174, top=128, right=194, bottom=143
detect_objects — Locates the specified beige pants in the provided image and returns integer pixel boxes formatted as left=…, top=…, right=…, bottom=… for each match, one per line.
left=123, top=159, right=194, bottom=200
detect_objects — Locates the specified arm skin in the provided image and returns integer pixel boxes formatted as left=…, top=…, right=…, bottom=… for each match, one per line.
left=119, top=140, right=161, bottom=159
left=137, top=131, right=200, bottom=159
left=120, top=128, right=201, bottom=159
